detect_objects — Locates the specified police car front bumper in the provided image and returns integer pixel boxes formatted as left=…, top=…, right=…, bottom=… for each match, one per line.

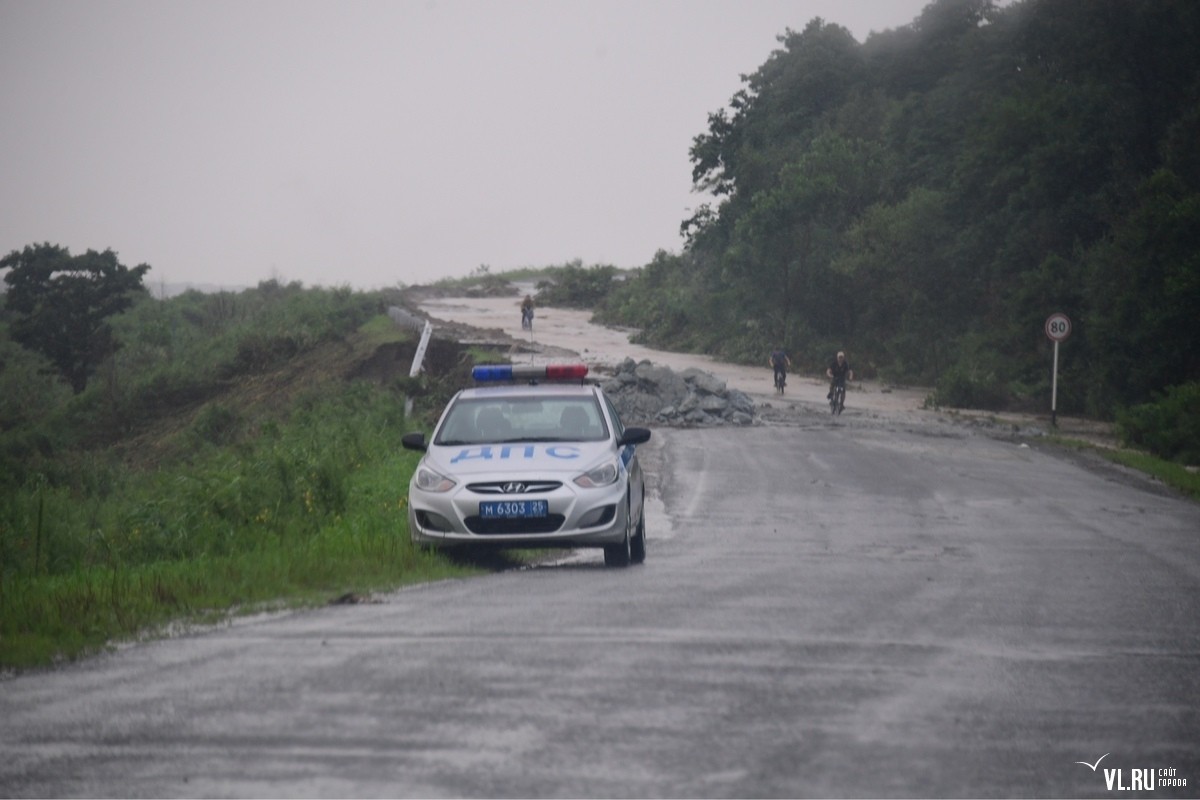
left=407, top=479, right=631, bottom=549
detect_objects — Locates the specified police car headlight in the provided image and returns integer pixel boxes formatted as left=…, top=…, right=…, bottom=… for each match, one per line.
left=415, top=467, right=456, bottom=493
left=574, top=460, right=619, bottom=488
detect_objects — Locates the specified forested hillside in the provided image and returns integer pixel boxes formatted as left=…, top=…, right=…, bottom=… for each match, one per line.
left=596, top=0, right=1199, bottom=418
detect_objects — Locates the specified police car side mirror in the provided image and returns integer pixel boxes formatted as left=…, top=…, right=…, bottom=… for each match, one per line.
left=618, top=427, right=651, bottom=447
left=401, top=432, right=427, bottom=452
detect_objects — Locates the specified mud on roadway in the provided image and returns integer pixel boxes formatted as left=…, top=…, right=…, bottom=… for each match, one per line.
left=403, top=285, right=1197, bottom=511
left=409, top=286, right=1120, bottom=450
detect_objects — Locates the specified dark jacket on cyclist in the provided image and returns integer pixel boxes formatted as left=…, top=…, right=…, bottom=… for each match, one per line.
left=827, top=351, right=852, bottom=397
left=769, top=349, right=791, bottom=375
left=827, top=355, right=852, bottom=383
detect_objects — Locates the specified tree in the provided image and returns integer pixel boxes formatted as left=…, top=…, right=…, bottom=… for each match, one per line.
left=607, top=0, right=1200, bottom=412
left=726, top=133, right=877, bottom=348
left=836, top=187, right=962, bottom=382
left=1, top=243, right=150, bottom=393
left=1084, top=169, right=1200, bottom=412
left=689, top=19, right=864, bottom=202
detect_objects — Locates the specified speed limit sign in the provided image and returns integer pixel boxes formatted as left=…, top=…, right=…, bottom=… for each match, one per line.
left=1045, top=312, right=1071, bottom=426
left=1045, top=313, right=1071, bottom=342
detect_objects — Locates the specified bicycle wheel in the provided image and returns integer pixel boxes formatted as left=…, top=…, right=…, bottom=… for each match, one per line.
left=831, top=384, right=844, bottom=414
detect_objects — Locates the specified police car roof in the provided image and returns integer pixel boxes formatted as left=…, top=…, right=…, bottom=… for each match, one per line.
left=455, top=383, right=599, bottom=401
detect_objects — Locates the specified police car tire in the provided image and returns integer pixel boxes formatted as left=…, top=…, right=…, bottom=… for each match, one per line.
left=603, top=499, right=634, bottom=567
left=630, top=498, right=646, bottom=565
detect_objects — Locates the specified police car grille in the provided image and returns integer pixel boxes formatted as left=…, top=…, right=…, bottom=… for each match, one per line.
left=468, top=481, right=562, bottom=495
left=465, top=515, right=566, bottom=535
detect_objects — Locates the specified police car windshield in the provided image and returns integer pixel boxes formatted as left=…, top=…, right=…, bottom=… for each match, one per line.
left=434, top=396, right=608, bottom=446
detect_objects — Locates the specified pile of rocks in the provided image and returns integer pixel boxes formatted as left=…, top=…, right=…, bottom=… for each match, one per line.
left=599, top=358, right=756, bottom=426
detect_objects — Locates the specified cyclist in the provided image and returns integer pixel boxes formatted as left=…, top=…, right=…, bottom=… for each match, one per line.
left=826, top=351, right=853, bottom=399
left=769, top=347, right=791, bottom=392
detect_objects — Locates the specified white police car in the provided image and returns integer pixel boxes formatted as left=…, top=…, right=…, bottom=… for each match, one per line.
left=401, top=363, right=652, bottom=567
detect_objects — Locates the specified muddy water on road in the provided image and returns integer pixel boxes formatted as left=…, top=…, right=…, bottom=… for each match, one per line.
left=416, top=289, right=1119, bottom=447
left=417, top=291, right=931, bottom=419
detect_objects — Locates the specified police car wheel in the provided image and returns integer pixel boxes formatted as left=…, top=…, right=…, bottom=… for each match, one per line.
left=630, top=497, right=646, bottom=565
left=603, top=498, right=633, bottom=567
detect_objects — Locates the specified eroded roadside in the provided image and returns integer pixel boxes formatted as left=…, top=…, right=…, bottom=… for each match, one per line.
left=407, top=287, right=1117, bottom=447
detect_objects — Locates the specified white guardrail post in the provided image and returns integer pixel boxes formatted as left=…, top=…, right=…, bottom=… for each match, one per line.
left=410, top=320, right=433, bottom=377
left=387, top=307, right=434, bottom=417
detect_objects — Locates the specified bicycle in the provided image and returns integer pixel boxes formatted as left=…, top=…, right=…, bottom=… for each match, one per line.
left=830, top=380, right=846, bottom=415
left=773, top=368, right=786, bottom=394
left=521, top=306, right=534, bottom=331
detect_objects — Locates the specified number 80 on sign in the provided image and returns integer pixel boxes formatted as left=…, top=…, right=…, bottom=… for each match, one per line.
left=1045, top=313, right=1071, bottom=342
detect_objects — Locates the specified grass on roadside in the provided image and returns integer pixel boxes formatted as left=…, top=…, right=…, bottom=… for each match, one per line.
left=0, top=521, right=476, bottom=672
left=1101, top=449, right=1200, bottom=500
left=0, top=380, right=483, bottom=673
left=1048, top=436, right=1200, bottom=501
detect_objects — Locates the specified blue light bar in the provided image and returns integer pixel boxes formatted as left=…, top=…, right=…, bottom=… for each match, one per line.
left=472, top=365, right=514, bottom=381
left=472, top=364, right=589, bottom=382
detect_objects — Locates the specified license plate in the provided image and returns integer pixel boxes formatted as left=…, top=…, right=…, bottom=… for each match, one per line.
left=479, top=500, right=549, bottom=519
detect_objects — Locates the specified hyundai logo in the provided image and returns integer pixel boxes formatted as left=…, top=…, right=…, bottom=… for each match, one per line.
left=502, top=482, right=527, bottom=494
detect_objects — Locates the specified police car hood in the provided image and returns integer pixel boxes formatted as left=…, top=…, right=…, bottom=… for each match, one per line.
left=425, top=440, right=617, bottom=477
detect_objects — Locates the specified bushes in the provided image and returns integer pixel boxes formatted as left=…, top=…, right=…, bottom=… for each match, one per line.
left=1117, top=382, right=1200, bottom=464
left=0, top=283, right=389, bottom=460
left=0, top=382, right=410, bottom=578
left=535, top=261, right=620, bottom=308
left=929, top=364, right=1009, bottom=410
left=0, top=379, right=443, bottom=669
left=0, top=282, right=419, bottom=582
left=190, top=403, right=242, bottom=446
left=924, top=334, right=1011, bottom=410
left=0, top=338, right=72, bottom=431
left=0, top=280, right=489, bottom=669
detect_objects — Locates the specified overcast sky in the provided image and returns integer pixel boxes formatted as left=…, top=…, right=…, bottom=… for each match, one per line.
left=1, top=0, right=932, bottom=291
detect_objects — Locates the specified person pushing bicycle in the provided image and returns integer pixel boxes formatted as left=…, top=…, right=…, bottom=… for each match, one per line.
left=769, top=347, right=791, bottom=392
left=826, top=351, right=853, bottom=398
left=520, top=294, right=535, bottom=330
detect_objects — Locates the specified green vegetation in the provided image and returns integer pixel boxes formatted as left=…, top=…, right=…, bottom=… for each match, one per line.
left=0, top=278, right=482, bottom=672
left=2, top=244, right=149, bottom=394
left=429, top=264, right=541, bottom=296
left=584, top=0, right=1199, bottom=448
left=1103, top=451, right=1200, bottom=501
left=531, top=260, right=623, bottom=309
left=1049, top=437, right=1200, bottom=502
left=1116, top=383, right=1200, bottom=465
left=428, top=262, right=630, bottom=308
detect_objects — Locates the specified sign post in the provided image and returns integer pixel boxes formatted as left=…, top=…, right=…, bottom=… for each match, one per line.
left=1044, top=313, right=1071, bottom=426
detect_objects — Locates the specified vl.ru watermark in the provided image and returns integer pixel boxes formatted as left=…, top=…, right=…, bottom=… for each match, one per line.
left=1076, top=754, right=1189, bottom=791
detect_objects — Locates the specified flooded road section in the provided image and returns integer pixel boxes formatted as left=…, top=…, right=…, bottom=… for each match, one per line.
left=417, top=289, right=1116, bottom=445
left=417, top=291, right=932, bottom=418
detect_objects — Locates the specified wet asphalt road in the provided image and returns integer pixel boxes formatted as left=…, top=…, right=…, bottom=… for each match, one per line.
left=2, top=419, right=1199, bottom=798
